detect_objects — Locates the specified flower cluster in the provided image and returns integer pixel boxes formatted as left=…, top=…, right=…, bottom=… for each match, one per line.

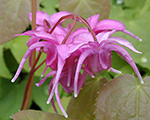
left=11, top=11, right=143, bottom=118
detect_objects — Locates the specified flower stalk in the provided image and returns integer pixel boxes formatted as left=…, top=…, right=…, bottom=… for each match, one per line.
left=21, top=0, right=37, bottom=110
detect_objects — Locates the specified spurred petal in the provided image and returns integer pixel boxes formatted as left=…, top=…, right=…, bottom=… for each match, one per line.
left=11, top=42, right=53, bottom=82
left=47, top=56, right=65, bottom=104
left=109, top=67, right=122, bottom=74
left=74, top=50, right=92, bottom=97
left=36, top=71, right=56, bottom=87
left=15, top=31, right=57, bottom=43
left=107, top=37, right=142, bottom=54
left=55, top=85, right=68, bottom=118
left=122, top=29, right=142, bottom=41
left=41, top=66, right=48, bottom=77
left=94, top=19, right=126, bottom=32
left=105, top=44, right=144, bottom=84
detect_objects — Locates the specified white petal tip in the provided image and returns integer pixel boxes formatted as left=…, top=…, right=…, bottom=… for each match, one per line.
left=11, top=79, right=15, bottom=83
left=41, top=75, right=44, bottom=77
left=35, top=83, right=39, bottom=87
left=74, top=93, right=78, bottom=98
left=64, top=114, right=68, bottom=118
left=118, top=71, right=122, bottom=74
left=139, top=39, right=142, bottom=42
left=46, top=101, right=50, bottom=104
left=67, top=83, right=70, bottom=87
left=91, top=75, right=95, bottom=78
left=141, top=80, right=144, bottom=84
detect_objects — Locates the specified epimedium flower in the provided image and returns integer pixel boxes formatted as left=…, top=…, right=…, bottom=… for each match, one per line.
left=11, top=11, right=143, bottom=118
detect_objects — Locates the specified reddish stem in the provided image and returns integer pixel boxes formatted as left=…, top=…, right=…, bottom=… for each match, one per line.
left=61, top=15, right=77, bottom=44
left=21, top=0, right=37, bottom=110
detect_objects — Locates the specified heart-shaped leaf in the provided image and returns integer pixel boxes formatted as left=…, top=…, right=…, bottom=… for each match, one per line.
left=67, top=77, right=108, bottom=120
left=0, top=0, right=32, bottom=45
left=96, top=75, right=150, bottom=120
left=59, top=0, right=110, bottom=20
left=12, top=110, right=74, bottom=120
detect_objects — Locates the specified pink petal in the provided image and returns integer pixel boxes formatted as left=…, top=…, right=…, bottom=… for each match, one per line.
left=29, top=11, right=50, bottom=25
left=106, top=44, right=144, bottom=84
left=11, top=50, right=32, bottom=82
left=36, top=71, right=56, bottom=87
left=51, top=98, right=58, bottom=113
left=46, top=45, right=57, bottom=66
left=74, top=50, right=92, bottom=97
left=16, top=31, right=56, bottom=43
left=94, top=19, right=126, bottom=32
left=109, top=67, right=122, bottom=74
left=41, top=66, right=48, bottom=77
left=49, top=11, right=71, bottom=26
left=11, top=42, right=53, bottom=82
left=122, top=29, right=142, bottom=41
left=57, top=44, right=70, bottom=60
left=96, top=30, right=116, bottom=43
left=55, top=85, right=68, bottom=118
left=107, top=37, right=142, bottom=54
left=47, top=57, right=65, bottom=104
left=87, top=14, right=100, bottom=29
left=77, top=71, right=87, bottom=94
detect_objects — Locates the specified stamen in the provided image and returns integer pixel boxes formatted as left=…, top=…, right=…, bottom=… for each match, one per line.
left=43, top=19, right=51, bottom=32
left=61, top=15, right=77, bottom=44
left=49, top=14, right=97, bottom=43
left=49, top=14, right=74, bottom=34
left=77, top=16, right=98, bottom=42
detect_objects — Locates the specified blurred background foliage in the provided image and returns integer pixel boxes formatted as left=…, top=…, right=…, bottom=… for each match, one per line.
left=0, top=0, right=150, bottom=119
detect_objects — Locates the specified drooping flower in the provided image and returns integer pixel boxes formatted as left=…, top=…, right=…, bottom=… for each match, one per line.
left=11, top=11, right=143, bottom=118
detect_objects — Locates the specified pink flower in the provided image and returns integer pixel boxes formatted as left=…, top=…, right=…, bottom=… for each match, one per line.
left=11, top=11, right=143, bottom=118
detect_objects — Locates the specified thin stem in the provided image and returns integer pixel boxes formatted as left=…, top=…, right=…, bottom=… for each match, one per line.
left=34, top=59, right=46, bottom=72
left=61, top=15, right=77, bottom=44
left=21, top=0, right=37, bottom=110
left=77, top=16, right=98, bottom=42
left=43, top=19, right=51, bottom=32
left=49, top=14, right=97, bottom=42
left=21, top=49, right=42, bottom=110
left=49, top=14, right=74, bottom=34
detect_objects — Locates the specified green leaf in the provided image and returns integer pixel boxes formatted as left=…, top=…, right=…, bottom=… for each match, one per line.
left=12, top=110, right=74, bottom=120
left=10, top=36, right=49, bottom=76
left=40, top=0, right=59, bottom=15
left=32, top=77, right=51, bottom=112
left=0, top=0, right=31, bottom=45
left=124, top=0, right=146, bottom=9
left=109, top=5, right=150, bottom=70
left=67, top=77, right=108, bottom=120
left=141, top=0, right=150, bottom=14
left=0, top=46, right=12, bottom=78
left=33, top=76, right=71, bottom=113
left=59, top=0, right=110, bottom=20
left=0, top=78, right=26, bottom=119
left=96, top=75, right=150, bottom=119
